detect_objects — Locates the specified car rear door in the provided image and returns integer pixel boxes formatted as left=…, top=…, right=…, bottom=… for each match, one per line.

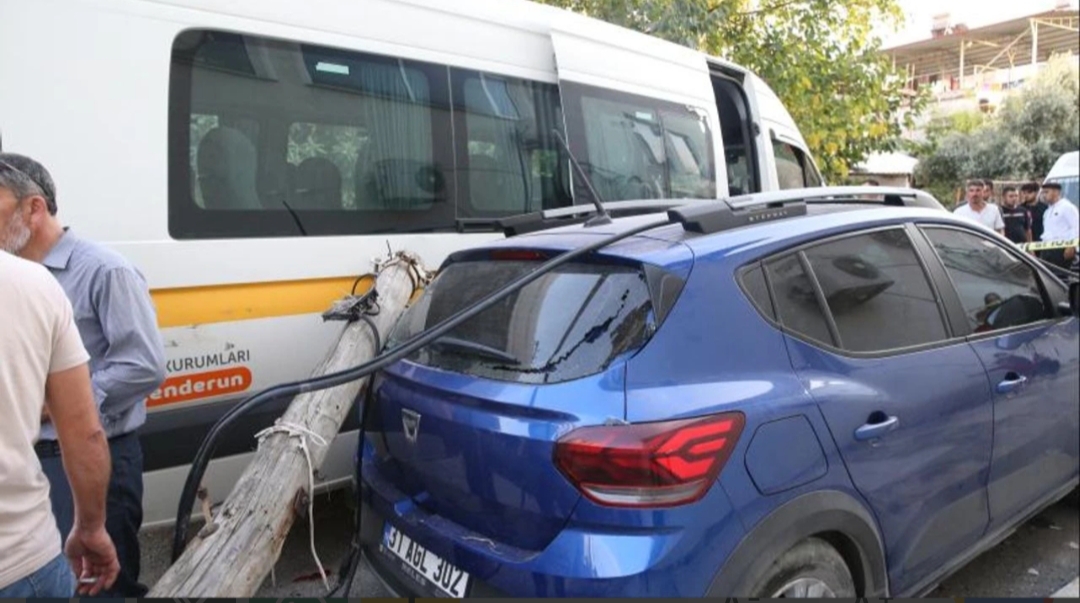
left=914, top=224, right=1080, bottom=530
left=765, top=225, right=994, bottom=596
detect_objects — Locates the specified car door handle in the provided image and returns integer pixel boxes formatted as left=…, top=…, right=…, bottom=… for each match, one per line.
left=996, top=373, right=1028, bottom=394
left=854, top=414, right=899, bottom=441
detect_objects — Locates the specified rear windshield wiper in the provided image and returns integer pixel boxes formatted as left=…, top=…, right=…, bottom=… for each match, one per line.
left=431, top=336, right=519, bottom=364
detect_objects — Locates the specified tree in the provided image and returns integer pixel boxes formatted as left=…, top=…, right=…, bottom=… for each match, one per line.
left=912, top=53, right=1080, bottom=192
left=902, top=108, right=986, bottom=158
left=535, top=0, right=925, bottom=182
left=997, top=54, right=1080, bottom=177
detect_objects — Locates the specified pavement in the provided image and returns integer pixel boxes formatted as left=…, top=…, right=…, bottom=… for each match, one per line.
left=1053, top=577, right=1080, bottom=598
left=140, top=490, right=1079, bottom=598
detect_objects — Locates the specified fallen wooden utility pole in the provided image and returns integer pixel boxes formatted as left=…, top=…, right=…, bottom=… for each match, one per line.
left=149, top=251, right=430, bottom=598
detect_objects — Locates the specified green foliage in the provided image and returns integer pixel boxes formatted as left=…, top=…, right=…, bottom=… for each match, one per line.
left=997, top=55, right=1080, bottom=176
left=904, top=109, right=987, bottom=156
left=536, top=0, right=926, bottom=182
left=913, top=54, right=1080, bottom=190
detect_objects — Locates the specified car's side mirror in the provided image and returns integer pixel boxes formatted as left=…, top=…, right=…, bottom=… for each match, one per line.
left=1068, top=282, right=1080, bottom=316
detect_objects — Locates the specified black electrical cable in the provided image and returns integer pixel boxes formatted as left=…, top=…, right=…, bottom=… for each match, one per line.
left=327, top=380, right=376, bottom=597
left=169, top=216, right=675, bottom=562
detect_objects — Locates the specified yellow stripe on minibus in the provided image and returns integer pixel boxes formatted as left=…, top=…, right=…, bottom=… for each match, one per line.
left=151, top=275, right=375, bottom=328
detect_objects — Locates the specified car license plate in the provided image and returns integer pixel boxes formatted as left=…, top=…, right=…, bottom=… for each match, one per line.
left=381, top=522, right=470, bottom=598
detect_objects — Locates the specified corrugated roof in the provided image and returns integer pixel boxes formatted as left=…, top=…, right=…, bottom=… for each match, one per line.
left=883, top=8, right=1078, bottom=80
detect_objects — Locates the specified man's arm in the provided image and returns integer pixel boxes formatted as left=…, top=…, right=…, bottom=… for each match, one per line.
left=90, top=267, right=167, bottom=417
left=42, top=277, right=119, bottom=595
left=994, top=206, right=1005, bottom=235
left=1065, top=203, right=1079, bottom=261
left=45, top=364, right=120, bottom=595
left=45, top=363, right=110, bottom=529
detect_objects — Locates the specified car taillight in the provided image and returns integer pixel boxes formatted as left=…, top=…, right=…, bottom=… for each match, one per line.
left=554, top=412, right=745, bottom=508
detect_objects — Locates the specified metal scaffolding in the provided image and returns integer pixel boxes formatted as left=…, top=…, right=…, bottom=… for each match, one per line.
left=883, top=8, right=1079, bottom=107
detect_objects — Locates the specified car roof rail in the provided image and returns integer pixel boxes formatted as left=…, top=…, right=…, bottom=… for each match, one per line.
left=499, top=199, right=712, bottom=236
left=669, top=186, right=946, bottom=235
left=730, top=186, right=945, bottom=210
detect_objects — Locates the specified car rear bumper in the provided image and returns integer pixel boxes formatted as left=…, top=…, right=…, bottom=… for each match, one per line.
left=358, top=456, right=746, bottom=598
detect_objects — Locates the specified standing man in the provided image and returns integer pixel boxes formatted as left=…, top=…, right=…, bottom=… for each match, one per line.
left=981, top=179, right=995, bottom=205
left=1038, top=181, right=1079, bottom=270
left=0, top=153, right=166, bottom=598
left=954, top=179, right=1005, bottom=236
left=1, top=164, right=120, bottom=597
left=999, top=186, right=1032, bottom=245
left=1020, top=181, right=1049, bottom=243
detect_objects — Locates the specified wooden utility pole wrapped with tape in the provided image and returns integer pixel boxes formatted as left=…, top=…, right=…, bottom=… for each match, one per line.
left=149, top=251, right=430, bottom=597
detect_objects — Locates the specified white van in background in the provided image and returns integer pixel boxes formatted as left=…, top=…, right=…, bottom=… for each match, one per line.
left=0, top=0, right=822, bottom=527
left=1045, top=151, right=1080, bottom=207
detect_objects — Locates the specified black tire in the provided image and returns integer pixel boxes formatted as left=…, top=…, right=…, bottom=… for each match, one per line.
left=748, top=537, right=856, bottom=598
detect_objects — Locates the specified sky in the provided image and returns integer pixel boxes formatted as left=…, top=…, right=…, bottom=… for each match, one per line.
left=880, top=0, right=1080, bottom=48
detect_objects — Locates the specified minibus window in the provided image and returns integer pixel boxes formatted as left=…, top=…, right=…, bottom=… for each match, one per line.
left=189, top=114, right=219, bottom=209
left=772, top=138, right=820, bottom=189
left=662, top=108, right=716, bottom=198
left=171, top=29, right=591, bottom=238
left=169, top=29, right=455, bottom=238
left=287, top=122, right=365, bottom=210
left=559, top=82, right=715, bottom=204
left=452, top=70, right=573, bottom=217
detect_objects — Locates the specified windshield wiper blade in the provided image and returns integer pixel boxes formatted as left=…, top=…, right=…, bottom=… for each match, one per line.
left=431, top=336, right=519, bottom=364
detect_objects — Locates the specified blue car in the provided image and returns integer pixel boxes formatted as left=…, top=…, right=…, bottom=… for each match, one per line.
left=356, top=188, right=1080, bottom=598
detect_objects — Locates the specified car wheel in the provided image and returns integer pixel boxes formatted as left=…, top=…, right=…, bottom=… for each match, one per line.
left=749, top=537, right=856, bottom=598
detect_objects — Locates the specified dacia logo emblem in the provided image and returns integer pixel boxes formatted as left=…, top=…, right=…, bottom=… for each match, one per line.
left=402, top=408, right=421, bottom=444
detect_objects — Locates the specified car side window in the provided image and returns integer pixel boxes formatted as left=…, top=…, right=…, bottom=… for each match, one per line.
left=921, top=227, right=1050, bottom=333
left=739, top=263, right=776, bottom=321
left=765, top=254, right=835, bottom=346
left=801, top=229, right=949, bottom=352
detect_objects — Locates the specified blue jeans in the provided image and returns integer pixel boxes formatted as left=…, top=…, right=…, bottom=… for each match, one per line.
left=39, top=431, right=147, bottom=598
left=0, top=553, right=75, bottom=598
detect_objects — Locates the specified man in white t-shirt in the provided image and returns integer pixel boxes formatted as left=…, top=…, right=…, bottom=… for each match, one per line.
left=0, top=249, right=120, bottom=594
left=1038, top=181, right=1079, bottom=269
left=953, top=179, right=1005, bottom=235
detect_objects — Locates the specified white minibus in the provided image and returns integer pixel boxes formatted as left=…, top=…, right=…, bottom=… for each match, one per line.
left=0, top=0, right=823, bottom=526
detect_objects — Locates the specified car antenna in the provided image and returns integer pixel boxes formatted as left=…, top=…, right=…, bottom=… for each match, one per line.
left=552, top=128, right=612, bottom=227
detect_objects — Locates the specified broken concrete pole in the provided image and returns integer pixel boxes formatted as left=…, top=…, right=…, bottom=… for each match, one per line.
left=149, top=253, right=426, bottom=597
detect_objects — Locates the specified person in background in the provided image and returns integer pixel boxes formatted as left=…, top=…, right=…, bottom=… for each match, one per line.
left=1020, top=181, right=1048, bottom=243
left=0, top=153, right=166, bottom=598
left=0, top=165, right=120, bottom=597
left=953, top=184, right=967, bottom=210
left=954, top=179, right=1005, bottom=235
left=981, top=179, right=995, bottom=204
left=1038, top=181, right=1079, bottom=270
left=999, top=186, right=1032, bottom=245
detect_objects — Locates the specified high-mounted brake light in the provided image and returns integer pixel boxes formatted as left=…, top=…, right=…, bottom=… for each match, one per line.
left=489, top=249, right=550, bottom=261
left=554, top=412, right=745, bottom=508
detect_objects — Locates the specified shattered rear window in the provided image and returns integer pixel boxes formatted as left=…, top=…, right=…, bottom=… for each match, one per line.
left=387, top=260, right=656, bottom=384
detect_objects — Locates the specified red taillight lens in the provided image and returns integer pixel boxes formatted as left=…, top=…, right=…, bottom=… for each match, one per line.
left=554, top=413, right=745, bottom=508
